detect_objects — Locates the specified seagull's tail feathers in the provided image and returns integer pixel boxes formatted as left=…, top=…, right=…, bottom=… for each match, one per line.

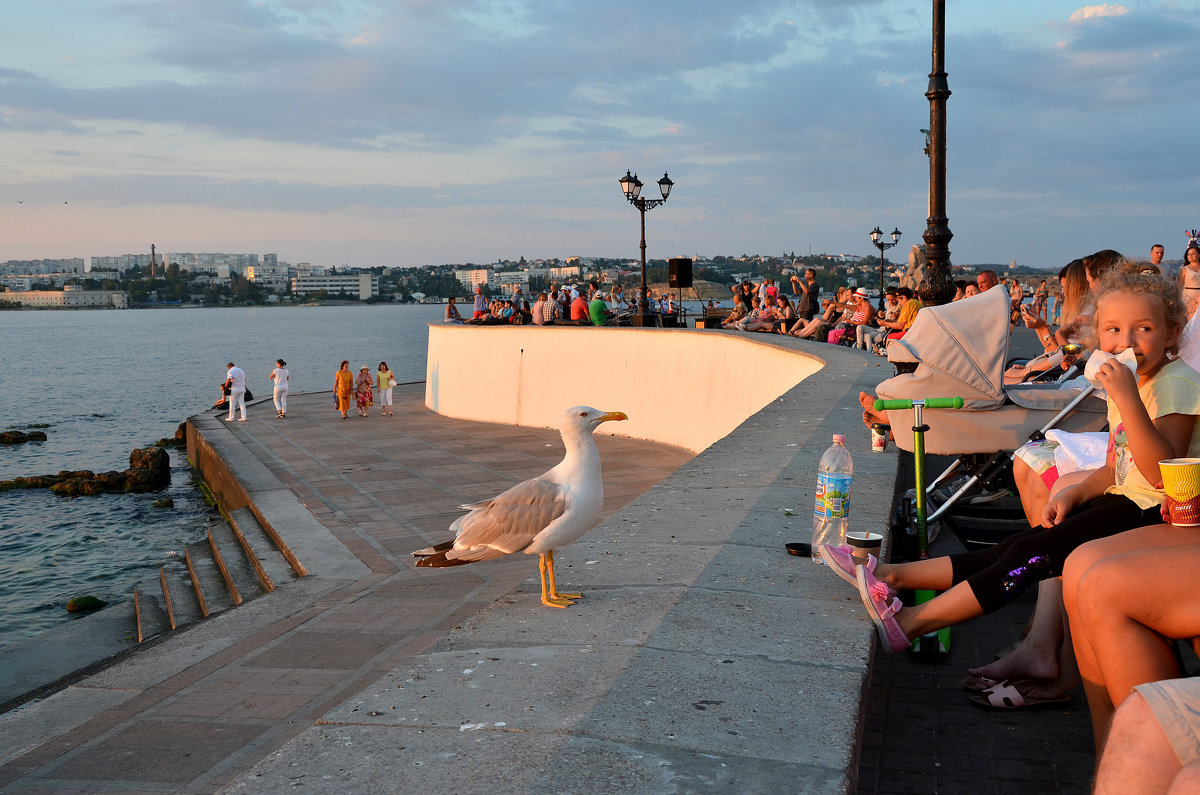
left=411, top=539, right=455, bottom=558
left=415, top=545, right=509, bottom=568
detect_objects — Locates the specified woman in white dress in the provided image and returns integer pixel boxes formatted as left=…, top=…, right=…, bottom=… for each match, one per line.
left=269, top=359, right=289, bottom=418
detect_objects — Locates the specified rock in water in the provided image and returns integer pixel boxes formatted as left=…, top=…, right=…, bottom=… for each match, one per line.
left=66, top=595, right=107, bottom=613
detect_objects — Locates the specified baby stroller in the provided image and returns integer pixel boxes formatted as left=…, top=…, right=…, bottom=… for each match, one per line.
left=873, top=286, right=1107, bottom=549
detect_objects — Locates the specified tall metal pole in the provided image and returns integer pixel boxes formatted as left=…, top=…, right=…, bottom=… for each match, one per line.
left=639, top=205, right=649, bottom=322
left=920, top=0, right=955, bottom=307
left=878, top=251, right=887, bottom=312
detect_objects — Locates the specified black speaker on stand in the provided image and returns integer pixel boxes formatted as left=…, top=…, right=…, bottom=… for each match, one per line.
left=668, top=257, right=693, bottom=288
left=667, top=257, right=693, bottom=328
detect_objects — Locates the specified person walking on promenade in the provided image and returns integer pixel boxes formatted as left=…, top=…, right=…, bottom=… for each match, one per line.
left=376, top=362, right=395, bottom=417
left=269, top=359, right=289, bottom=418
left=333, top=360, right=353, bottom=419
left=354, top=366, right=374, bottom=417
left=224, top=362, right=247, bottom=422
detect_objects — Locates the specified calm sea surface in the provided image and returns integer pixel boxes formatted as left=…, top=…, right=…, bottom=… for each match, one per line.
left=0, top=304, right=443, bottom=650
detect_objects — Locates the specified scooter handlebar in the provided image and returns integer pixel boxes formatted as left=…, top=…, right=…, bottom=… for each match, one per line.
left=874, top=397, right=964, bottom=411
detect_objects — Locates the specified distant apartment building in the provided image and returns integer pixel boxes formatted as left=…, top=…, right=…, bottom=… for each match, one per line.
left=496, top=272, right=530, bottom=296
left=547, top=265, right=581, bottom=279
left=294, top=263, right=325, bottom=278
left=4, top=285, right=128, bottom=309
left=89, top=253, right=153, bottom=274
left=0, top=258, right=85, bottom=276
left=246, top=263, right=290, bottom=293
left=166, top=252, right=259, bottom=275
left=291, top=273, right=379, bottom=299
left=455, top=268, right=493, bottom=289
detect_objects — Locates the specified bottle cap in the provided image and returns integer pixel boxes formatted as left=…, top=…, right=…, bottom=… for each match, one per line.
left=832, top=434, right=845, bottom=444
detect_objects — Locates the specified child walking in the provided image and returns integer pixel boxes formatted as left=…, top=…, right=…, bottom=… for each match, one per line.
left=822, top=266, right=1200, bottom=652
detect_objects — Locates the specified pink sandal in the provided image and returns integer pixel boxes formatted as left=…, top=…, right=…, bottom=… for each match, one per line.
left=819, top=544, right=896, bottom=596
left=857, top=565, right=910, bottom=653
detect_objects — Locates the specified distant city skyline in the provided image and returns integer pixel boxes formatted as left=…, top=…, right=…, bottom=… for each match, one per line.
left=2, top=1, right=1198, bottom=270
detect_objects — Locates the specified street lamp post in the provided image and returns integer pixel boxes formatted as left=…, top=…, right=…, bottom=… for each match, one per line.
left=618, top=170, right=674, bottom=327
left=920, top=0, right=955, bottom=306
left=869, top=227, right=902, bottom=313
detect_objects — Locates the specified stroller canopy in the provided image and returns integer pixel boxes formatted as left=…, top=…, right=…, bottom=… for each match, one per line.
left=880, top=286, right=1011, bottom=409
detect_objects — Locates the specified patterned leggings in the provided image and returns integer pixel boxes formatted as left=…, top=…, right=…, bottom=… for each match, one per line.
left=948, top=493, right=1159, bottom=613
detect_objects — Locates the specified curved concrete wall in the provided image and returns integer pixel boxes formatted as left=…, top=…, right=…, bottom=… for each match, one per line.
left=425, top=325, right=824, bottom=453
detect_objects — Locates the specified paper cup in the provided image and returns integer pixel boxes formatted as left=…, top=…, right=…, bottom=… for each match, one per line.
left=870, top=424, right=889, bottom=453
left=846, top=531, right=884, bottom=564
left=1160, top=458, right=1200, bottom=527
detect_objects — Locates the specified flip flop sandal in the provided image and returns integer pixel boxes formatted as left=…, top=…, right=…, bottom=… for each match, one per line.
left=961, top=674, right=1002, bottom=693
left=968, top=680, right=1071, bottom=710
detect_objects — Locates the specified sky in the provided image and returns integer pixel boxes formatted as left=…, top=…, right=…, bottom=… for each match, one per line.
left=1, top=0, right=1198, bottom=270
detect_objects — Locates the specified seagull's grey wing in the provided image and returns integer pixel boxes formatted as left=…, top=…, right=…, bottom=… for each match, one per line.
left=441, top=477, right=569, bottom=563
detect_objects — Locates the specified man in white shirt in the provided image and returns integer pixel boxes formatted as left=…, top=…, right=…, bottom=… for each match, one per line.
left=225, top=362, right=247, bottom=422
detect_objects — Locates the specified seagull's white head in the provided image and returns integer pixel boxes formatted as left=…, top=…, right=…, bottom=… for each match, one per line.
left=561, top=406, right=628, bottom=437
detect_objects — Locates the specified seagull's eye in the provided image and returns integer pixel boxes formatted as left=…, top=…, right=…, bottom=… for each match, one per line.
left=578, top=411, right=589, bottom=417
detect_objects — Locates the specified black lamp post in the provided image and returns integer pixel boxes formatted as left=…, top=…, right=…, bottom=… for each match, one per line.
left=920, top=0, right=955, bottom=307
left=618, top=169, right=673, bottom=327
left=869, top=227, right=901, bottom=312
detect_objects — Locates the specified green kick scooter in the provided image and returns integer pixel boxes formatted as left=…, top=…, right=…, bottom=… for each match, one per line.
left=875, top=396, right=964, bottom=661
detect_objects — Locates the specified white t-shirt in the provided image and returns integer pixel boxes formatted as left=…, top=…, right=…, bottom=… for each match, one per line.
left=227, top=366, right=246, bottom=390
left=271, top=368, right=289, bottom=389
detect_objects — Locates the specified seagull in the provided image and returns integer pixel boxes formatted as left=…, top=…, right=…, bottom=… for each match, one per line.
left=413, top=406, right=628, bottom=608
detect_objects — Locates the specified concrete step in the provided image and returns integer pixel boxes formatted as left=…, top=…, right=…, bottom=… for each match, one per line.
left=208, top=524, right=267, bottom=605
left=132, top=573, right=170, bottom=643
left=161, top=563, right=204, bottom=628
left=185, top=537, right=234, bottom=618
left=229, top=507, right=298, bottom=590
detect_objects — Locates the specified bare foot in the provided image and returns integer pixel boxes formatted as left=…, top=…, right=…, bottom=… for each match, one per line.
left=967, top=636, right=1060, bottom=685
left=859, top=391, right=889, bottom=427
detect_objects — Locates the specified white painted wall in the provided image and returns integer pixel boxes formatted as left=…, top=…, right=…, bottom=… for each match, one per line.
left=426, top=325, right=824, bottom=453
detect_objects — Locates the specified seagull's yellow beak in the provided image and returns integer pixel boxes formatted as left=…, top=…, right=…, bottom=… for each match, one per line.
left=597, top=411, right=628, bottom=423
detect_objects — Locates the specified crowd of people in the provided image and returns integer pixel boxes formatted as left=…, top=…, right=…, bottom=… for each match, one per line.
left=443, top=281, right=687, bottom=327
left=822, top=241, right=1200, bottom=792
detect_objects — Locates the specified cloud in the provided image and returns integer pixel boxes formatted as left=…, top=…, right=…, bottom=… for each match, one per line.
left=1069, top=4, right=1129, bottom=24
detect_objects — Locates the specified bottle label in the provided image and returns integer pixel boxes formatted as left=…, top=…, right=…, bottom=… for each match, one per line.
left=815, top=473, right=852, bottom=519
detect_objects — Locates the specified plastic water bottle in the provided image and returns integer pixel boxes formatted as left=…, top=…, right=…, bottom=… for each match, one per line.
left=812, top=434, right=853, bottom=563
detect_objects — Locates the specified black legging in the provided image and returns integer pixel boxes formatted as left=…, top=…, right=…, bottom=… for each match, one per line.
left=948, top=493, right=1160, bottom=614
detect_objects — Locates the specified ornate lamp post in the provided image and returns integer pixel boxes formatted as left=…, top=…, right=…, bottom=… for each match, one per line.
left=618, top=169, right=673, bottom=327
left=869, top=227, right=901, bottom=312
left=920, top=0, right=955, bottom=306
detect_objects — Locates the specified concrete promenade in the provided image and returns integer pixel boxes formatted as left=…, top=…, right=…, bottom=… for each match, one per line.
left=0, top=328, right=1093, bottom=793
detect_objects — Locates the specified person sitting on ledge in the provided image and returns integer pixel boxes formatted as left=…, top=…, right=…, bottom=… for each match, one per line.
left=570, top=290, right=590, bottom=323
left=589, top=291, right=612, bottom=326
left=444, top=296, right=465, bottom=323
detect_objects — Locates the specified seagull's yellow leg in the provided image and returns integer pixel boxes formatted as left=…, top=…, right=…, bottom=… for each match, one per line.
left=539, top=552, right=572, bottom=608
left=546, top=549, right=582, bottom=601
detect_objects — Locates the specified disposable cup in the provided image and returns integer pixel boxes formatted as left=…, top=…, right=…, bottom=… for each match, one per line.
left=846, top=531, right=884, bottom=564
left=870, top=424, right=889, bottom=453
left=1160, top=458, right=1200, bottom=527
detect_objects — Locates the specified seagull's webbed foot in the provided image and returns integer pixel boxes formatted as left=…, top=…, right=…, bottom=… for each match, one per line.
left=539, top=550, right=582, bottom=608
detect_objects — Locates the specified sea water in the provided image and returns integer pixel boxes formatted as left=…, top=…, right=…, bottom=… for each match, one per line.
left=0, top=304, right=442, bottom=649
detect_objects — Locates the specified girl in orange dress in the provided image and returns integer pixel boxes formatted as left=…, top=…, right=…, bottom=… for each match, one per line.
left=333, top=360, right=353, bottom=419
